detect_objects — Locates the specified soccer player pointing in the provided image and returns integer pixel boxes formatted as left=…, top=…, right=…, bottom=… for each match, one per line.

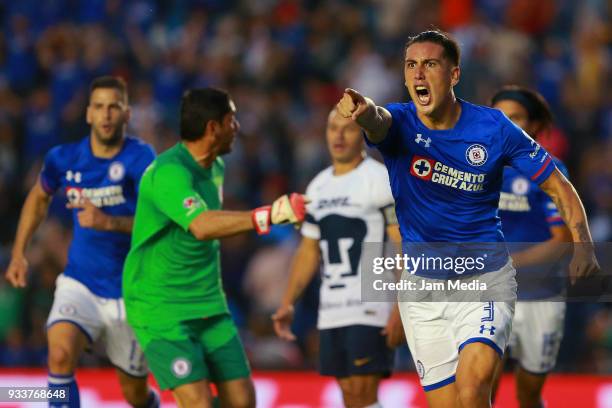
left=122, top=88, right=307, bottom=408
left=337, top=30, right=599, bottom=408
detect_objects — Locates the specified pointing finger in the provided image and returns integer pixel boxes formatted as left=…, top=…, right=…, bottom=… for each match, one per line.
left=344, top=88, right=366, bottom=104
left=352, top=102, right=368, bottom=121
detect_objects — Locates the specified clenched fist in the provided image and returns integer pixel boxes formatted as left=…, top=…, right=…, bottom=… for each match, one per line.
left=66, top=198, right=110, bottom=231
left=252, top=193, right=309, bottom=235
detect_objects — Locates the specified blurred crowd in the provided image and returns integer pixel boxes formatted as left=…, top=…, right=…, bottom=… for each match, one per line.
left=0, top=0, right=610, bottom=372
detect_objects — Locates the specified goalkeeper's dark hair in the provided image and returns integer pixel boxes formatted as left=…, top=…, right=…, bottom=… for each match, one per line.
left=405, top=30, right=461, bottom=67
left=89, top=76, right=128, bottom=103
left=491, top=85, right=553, bottom=129
left=180, top=88, right=232, bottom=141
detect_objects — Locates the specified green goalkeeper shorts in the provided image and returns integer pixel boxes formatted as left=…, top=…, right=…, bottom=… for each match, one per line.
left=132, top=313, right=251, bottom=390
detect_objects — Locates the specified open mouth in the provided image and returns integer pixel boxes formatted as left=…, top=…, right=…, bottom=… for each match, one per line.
left=415, top=86, right=431, bottom=105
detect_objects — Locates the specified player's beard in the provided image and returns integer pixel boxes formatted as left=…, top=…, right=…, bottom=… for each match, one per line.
left=218, top=131, right=235, bottom=155
left=93, top=125, right=124, bottom=147
left=218, top=143, right=232, bottom=155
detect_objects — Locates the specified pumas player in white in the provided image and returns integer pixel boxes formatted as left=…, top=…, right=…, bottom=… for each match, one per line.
left=273, top=108, right=404, bottom=408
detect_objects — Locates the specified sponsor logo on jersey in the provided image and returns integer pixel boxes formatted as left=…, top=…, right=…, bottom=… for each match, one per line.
left=315, top=197, right=353, bottom=210
left=410, top=155, right=486, bottom=192
left=498, top=192, right=530, bottom=212
left=171, top=358, right=192, bottom=378
left=183, top=195, right=204, bottom=216
left=415, top=133, right=431, bottom=148
left=66, top=170, right=82, bottom=183
left=108, top=161, right=125, bottom=182
left=59, top=304, right=77, bottom=316
left=353, top=357, right=372, bottom=367
left=410, top=156, right=434, bottom=180
left=529, top=141, right=541, bottom=159
left=416, top=360, right=425, bottom=379
left=466, top=144, right=488, bottom=166
left=65, top=185, right=126, bottom=207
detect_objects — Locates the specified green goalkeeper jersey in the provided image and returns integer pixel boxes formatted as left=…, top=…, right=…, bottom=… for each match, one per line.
left=123, top=142, right=228, bottom=325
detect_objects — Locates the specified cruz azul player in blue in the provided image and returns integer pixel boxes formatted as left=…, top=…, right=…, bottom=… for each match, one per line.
left=491, top=86, right=572, bottom=408
left=337, top=30, right=599, bottom=408
left=4, top=77, right=158, bottom=408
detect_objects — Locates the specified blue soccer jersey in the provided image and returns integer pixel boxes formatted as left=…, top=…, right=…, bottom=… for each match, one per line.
left=40, top=136, right=155, bottom=298
left=499, top=158, right=568, bottom=299
left=370, top=100, right=556, bottom=278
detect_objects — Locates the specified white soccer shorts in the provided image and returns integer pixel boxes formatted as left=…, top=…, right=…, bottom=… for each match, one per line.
left=47, top=274, right=148, bottom=377
left=508, top=300, right=565, bottom=374
left=398, top=261, right=516, bottom=391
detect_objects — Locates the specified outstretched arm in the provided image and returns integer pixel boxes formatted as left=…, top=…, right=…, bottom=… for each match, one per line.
left=337, top=88, right=392, bottom=143
left=189, top=210, right=255, bottom=240
left=5, top=181, right=52, bottom=288
left=539, top=168, right=600, bottom=283
left=189, top=193, right=308, bottom=240
left=272, top=236, right=321, bottom=341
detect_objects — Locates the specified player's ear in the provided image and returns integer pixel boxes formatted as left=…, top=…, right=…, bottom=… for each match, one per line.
left=204, top=119, right=220, bottom=138
left=86, top=105, right=93, bottom=125
left=123, top=106, right=131, bottom=124
left=450, top=65, right=460, bottom=87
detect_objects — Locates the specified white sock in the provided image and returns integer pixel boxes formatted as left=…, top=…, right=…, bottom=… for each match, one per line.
left=363, top=402, right=382, bottom=408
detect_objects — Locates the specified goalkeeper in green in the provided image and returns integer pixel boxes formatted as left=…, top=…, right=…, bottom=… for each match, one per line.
left=123, top=88, right=307, bottom=408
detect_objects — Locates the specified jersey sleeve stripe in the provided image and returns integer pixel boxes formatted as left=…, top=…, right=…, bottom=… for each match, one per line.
left=530, top=156, right=552, bottom=181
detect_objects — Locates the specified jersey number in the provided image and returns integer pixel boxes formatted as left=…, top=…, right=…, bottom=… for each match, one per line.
left=318, top=214, right=367, bottom=289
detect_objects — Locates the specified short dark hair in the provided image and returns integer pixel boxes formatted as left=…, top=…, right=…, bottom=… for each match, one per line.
left=405, top=30, right=461, bottom=66
left=180, top=88, right=232, bottom=141
left=491, top=85, right=553, bottom=128
left=89, top=76, right=128, bottom=103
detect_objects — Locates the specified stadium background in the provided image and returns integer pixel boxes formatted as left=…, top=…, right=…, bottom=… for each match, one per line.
left=0, top=0, right=609, bottom=406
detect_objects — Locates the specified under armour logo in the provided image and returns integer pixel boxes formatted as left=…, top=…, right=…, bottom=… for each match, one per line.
left=66, top=170, right=82, bottom=183
left=415, top=134, right=431, bottom=148
left=479, top=325, right=496, bottom=335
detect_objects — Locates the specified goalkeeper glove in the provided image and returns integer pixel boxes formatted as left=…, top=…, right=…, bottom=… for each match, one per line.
left=252, top=193, right=307, bottom=235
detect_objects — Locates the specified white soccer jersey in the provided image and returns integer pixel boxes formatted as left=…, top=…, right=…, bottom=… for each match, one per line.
left=302, top=157, right=397, bottom=329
